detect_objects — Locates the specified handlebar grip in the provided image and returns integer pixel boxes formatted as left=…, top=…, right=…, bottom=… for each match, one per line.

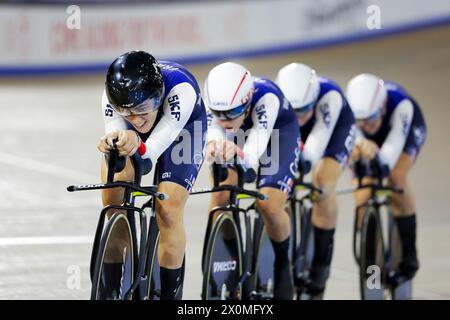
left=106, top=146, right=126, bottom=183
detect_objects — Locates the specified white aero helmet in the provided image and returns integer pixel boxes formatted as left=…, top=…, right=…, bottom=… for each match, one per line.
left=276, top=63, right=320, bottom=112
left=346, top=73, right=387, bottom=120
left=204, top=62, right=254, bottom=120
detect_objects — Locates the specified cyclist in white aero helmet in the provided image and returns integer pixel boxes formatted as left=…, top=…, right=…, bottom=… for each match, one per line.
left=346, top=73, right=427, bottom=283
left=205, top=62, right=303, bottom=300
left=276, top=62, right=356, bottom=299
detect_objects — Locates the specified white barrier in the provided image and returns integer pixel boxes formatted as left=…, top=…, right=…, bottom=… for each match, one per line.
left=0, top=0, right=449, bottom=74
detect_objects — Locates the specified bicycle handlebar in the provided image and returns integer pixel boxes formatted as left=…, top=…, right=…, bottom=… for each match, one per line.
left=353, top=183, right=403, bottom=194
left=336, top=183, right=403, bottom=197
left=190, top=185, right=268, bottom=201
left=67, top=181, right=169, bottom=200
left=294, top=181, right=324, bottom=195
left=67, top=140, right=164, bottom=199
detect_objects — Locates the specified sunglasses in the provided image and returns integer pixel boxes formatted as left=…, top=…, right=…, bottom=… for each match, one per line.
left=111, top=95, right=162, bottom=116
left=294, top=101, right=315, bottom=115
left=356, top=109, right=382, bottom=125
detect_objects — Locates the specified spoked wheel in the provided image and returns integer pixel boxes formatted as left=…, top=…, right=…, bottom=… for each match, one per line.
left=359, top=206, right=387, bottom=300
left=202, top=213, right=243, bottom=300
left=293, top=206, right=314, bottom=299
left=91, top=212, right=134, bottom=300
left=251, top=224, right=275, bottom=300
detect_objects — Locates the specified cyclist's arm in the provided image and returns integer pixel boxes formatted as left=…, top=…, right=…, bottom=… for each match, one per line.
left=141, top=82, right=197, bottom=165
left=102, top=90, right=128, bottom=133
left=242, top=92, right=280, bottom=171
left=302, top=90, right=343, bottom=167
left=379, top=99, right=414, bottom=170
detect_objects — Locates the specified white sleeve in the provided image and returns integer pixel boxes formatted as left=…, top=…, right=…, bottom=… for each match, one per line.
left=242, top=93, right=280, bottom=171
left=379, top=99, right=414, bottom=170
left=303, top=90, right=343, bottom=167
left=141, top=82, right=197, bottom=165
left=206, top=110, right=226, bottom=142
left=102, top=90, right=128, bottom=133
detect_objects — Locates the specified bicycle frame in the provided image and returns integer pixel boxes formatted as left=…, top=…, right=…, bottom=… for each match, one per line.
left=288, top=168, right=323, bottom=292
left=67, top=151, right=166, bottom=300
left=191, top=163, right=267, bottom=299
left=351, top=160, right=404, bottom=293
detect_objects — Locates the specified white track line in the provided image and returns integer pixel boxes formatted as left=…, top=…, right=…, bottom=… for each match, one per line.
left=0, top=236, right=92, bottom=247
left=0, top=151, right=98, bottom=182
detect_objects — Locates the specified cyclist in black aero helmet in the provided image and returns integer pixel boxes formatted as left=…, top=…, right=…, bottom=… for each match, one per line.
left=98, top=50, right=207, bottom=299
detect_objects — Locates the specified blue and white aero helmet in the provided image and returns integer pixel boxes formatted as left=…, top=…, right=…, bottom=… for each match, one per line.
left=346, top=73, right=388, bottom=120
left=204, top=62, right=254, bottom=120
left=276, top=63, right=320, bottom=112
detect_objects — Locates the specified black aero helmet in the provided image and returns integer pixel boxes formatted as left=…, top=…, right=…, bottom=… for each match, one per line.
left=105, top=50, right=164, bottom=110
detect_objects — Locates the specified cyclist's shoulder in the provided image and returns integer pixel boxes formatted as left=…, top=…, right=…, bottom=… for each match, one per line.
left=385, top=80, right=416, bottom=110
left=318, top=75, right=344, bottom=96
left=159, top=60, right=199, bottom=92
left=252, top=76, right=283, bottom=101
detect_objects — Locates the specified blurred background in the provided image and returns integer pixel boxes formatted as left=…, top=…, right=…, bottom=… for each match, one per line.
left=1, top=0, right=450, bottom=299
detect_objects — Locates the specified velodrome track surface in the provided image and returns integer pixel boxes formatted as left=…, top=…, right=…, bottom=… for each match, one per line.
left=0, top=25, right=449, bottom=299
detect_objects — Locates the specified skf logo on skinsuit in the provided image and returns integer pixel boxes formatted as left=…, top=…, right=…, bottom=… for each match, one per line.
left=256, top=104, right=268, bottom=129
left=105, top=104, right=113, bottom=117
left=162, top=172, right=171, bottom=179
left=345, top=124, right=357, bottom=155
left=168, top=95, right=181, bottom=121
left=319, top=103, right=331, bottom=128
left=213, top=260, right=237, bottom=273
left=401, top=112, right=410, bottom=136
left=413, top=125, right=426, bottom=147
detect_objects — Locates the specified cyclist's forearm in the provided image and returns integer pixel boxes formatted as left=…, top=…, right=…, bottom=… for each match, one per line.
left=303, top=91, right=343, bottom=166
left=242, top=93, right=279, bottom=170
left=143, top=83, right=197, bottom=163
left=379, top=100, right=413, bottom=170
